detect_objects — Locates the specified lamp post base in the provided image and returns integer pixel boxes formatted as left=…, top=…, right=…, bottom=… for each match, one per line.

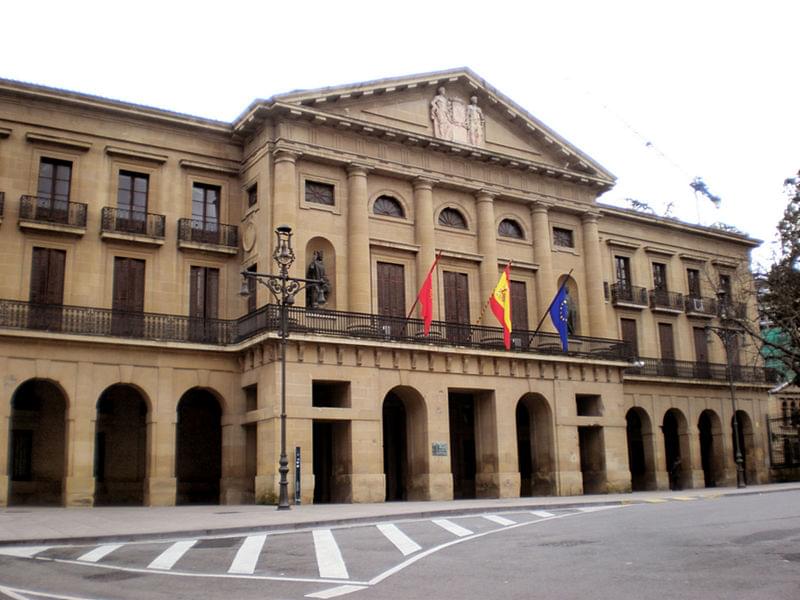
left=277, top=454, right=291, bottom=510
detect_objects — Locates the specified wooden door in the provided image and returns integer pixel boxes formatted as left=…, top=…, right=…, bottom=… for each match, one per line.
left=620, top=318, right=639, bottom=358
left=658, top=322, right=676, bottom=375
left=443, top=271, right=470, bottom=344
left=693, top=327, right=710, bottom=378
left=510, top=280, right=529, bottom=348
left=377, top=262, right=405, bottom=336
left=189, top=266, right=220, bottom=342
left=29, top=247, right=65, bottom=330
left=112, top=257, right=145, bottom=336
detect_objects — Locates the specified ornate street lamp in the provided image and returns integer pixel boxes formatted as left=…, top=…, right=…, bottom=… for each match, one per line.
left=706, top=290, right=746, bottom=488
left=240, top=225, right=322, bottom=509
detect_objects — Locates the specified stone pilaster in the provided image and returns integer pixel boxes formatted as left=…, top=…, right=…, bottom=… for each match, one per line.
left=476, top=191, right=499, bottom=325
left=63, top=404, right=96, bottom=507
left=581, top=211, right=609, bottom=338
left=413, top=178, right=437, bottom=320
left=144, top=417, right=177, bottom=506
left=272, top=149, right=300, bottom=275
left=347, top=164, right=372, bottom=314
left=531, top=201, right=556, bottom=331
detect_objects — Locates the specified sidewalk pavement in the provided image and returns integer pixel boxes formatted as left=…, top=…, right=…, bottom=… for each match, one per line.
left=1, top=482, right=798, bottom=546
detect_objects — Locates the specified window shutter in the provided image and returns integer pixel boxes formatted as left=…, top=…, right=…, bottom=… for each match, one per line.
left=206, top=268, right=219, bottom=319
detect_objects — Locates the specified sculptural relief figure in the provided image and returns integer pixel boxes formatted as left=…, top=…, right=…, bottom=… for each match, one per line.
left=466, top=96, right=485, bottom=146
left=430, top=86, right=453, bottom=141
left=306, top=250, right=331, bottom=308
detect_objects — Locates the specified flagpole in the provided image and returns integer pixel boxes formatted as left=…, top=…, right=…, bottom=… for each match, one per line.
left=399, top=250, right=443, bottom=337
left=476, top=260, right=512, bottom=325
left=530, top=268, right=574, bottom=338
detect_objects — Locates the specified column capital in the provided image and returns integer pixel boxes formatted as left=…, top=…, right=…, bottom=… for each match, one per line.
left=581, top=210, right=602, bottom=224
left=412, top=176, right=437, bottom=191
left=530, top=200, right=552, bottom=215
left=347, top=163, right=372, bottom=177
left=273, top=148, right=300, bottom=164
left=475, top=189, right=495, bottom=202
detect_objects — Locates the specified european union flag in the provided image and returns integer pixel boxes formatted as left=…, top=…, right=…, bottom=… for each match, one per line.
left=549, top=286, right=569, bottom=352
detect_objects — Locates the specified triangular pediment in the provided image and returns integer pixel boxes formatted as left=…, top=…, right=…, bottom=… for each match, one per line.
left=259, top=68, right=613, bottom=182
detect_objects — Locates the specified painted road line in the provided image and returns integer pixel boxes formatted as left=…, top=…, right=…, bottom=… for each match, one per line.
left=77, top=543, right=124, bottom=563
left=577, top=505, right=618, bottom=513
left=431, top=519, right=473, bottom=537
left=530, top=510, right=555, bottom=518
left=482, top=515, right=516, bottom=526
left=673, top=496, right=697, bottom=501
left=147, top=540, right=197, bottom=571
left=306, top=584, right=368, bottom=599
left=228, top=534, right=267, bottom=574
left=642, top=498, right=668, bottom=503
left=0, top=546, right=50, bottom=558
left=376, top=523, right=421, bottom=556
left=312, top=529, right=349, bottom=580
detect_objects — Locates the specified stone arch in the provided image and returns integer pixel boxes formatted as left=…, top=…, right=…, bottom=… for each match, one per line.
left=732, top=409, right=757, bottom=485
left=515, top=393, right=555, bottom=496
left=8, top=378, right=68, bottom=505
left=305, top=236, right=337, bottom=309
left=626, top=407, right=657, bottom=491
left=698, top=409, right=724, bottom=488
left=557, top=274, right=581, bottom=336
left=94, top=384, right=149, bottom=506
left=381, top=386, right=429, bottom=501
left=176, top=387, right=222, bottom=504
left=662, top=408, right=691, bottom=490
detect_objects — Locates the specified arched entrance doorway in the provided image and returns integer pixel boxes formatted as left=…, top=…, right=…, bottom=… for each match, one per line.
left=698, top=410, right=723, bottom=488
left=176, top=388, right=222, bottom=504
left=663, top=409, right=689, bottom=490
left=94, top=385, right=148, bottom=505
left=626, top=408, right=656, bottom=491
left=382, top=387, right=428, bottom=501
left=516, top=394, right=555, bottom=496
left=8, top=379, right=67, bottom=505
left=732, top=410, right=756, bottom=485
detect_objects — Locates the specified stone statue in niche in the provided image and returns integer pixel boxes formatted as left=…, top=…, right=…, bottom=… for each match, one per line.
left=429, top=87, right=485, bottom=147
left=306, top=250, right=331, bottom=309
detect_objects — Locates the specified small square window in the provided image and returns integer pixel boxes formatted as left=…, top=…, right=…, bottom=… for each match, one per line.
left=247, top=183, right=258, bottom=207
left=553, top=227, right=574, bottom=248
left=305, top=180, right=335, bottom=206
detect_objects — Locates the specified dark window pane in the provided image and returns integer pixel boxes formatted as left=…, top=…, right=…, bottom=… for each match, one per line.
left=438, top=208, right=467, bottom=229
left=373, top=195, right=404, bottom=218
left=305, top=181, right=335, bottom=206
left=553, top=227, right=574, bottom=248
left=498, top=219, right=523, bottom=239
left=247, top=184, right=258, bottom=207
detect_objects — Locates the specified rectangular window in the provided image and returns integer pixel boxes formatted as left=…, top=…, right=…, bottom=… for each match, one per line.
left=192, top=183, right=220, bottom=224
left=552, top=227, right=574, bottom=248
left=443, top=271, right=470, bottom=344
left=36, top=158, right=72, bottom=222
left=189, top=266, right=220, bottom=342
left=719, top=273, right=732, bottom=297
left=246, top=264, right=257, bottom=314
left=377, top=262, right=406, bottom=335
left=117, top=171, right=149, bottom=234
left=687, top=268, right=701, bottom=297
left=652, top=263, right=667, bottom=292
left=29, top=247, right=66, bottom=331
left=305, top=180, right=335, bottom=206
left=112, top=257, right=145, bottom=337
left=247, top=183, right=258, bottom=208
left=615, top=256, right=632, bottom=288
left=620, top=318, right=639, bottom=358
left=658, top=322, right=676, bottom=376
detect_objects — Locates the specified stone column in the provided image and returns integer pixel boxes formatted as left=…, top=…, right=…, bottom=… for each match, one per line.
left=476, top=191, right=499, bottom=325
left=347, top=164, right=372, bottom=314
left=603, top=424, right=633, bottom=493
left=531, top=201, right=556, bottom=331
left=413, top=178, right=437, bottom=320
left=0, top=359, right=10, bottom=506
left=581, top=212, right=609, bottom=338
left=272, top=149, right=300, bottom=276
left=63, top=404, right=96, bottom=507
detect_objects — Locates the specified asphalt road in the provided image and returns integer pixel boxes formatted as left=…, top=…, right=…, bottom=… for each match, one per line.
left=0, top=490, right=797, bottom=599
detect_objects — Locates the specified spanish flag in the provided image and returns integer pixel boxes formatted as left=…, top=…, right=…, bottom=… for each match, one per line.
left=489, top=263, right=512, bottom=350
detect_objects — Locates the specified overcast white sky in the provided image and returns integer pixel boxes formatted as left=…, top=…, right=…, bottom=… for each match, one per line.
left=3, top=1, right=797, bottom=267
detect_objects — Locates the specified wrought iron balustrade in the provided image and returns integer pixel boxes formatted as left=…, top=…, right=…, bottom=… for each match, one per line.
left=610, top=283, right=649, bottom=307
left=19, top=195, right=87, bottom=227
left=178, top=218, right=238, bottom=248
left=684, top=295, right=717, bottom=316
left=102, top=207, right=165, bottom=238
left=649, top=289, right=684, bottom=312
left=625, top=356, right=780, bottom=384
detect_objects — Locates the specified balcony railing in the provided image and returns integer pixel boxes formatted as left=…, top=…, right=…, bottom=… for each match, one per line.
left=719, top=300, right=748, bottom=319
left=178, top=218, right=238, bottom=248
left=0, top=298, right=631, bottom=360
left=610, top=283, right=649, bottom=307
left=19, top=195, right=87, bottom=228
left=625, top=357, right=780, bottom=384
left=0, top=300, right=236, bottom=344
left=101, top=207, right=165, bottom=238
left=649, top=289, right=684, bottom=312
left=684, top=295, right=717, bottom=316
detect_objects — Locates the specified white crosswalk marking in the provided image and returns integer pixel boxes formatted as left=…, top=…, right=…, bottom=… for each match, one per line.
left=77, top=543, right=123, bottom=563
left=578, top=505, right=618, bottom=513
left=147, top=540, right=197, bottom=570
left=306, top=585, right=368, bottom=599
left=227, top=534, right=267, bottom=574
left=376, top=523, right=421, bottom=556
left=432, top=519, right=473, bottom=537
left=531, top=510, right=555, bottom=518
left=0, top=546, right=50, bottom=558
left=312, top=529, right=349, bottom=579
left=482, top=515, right=515, bottom=526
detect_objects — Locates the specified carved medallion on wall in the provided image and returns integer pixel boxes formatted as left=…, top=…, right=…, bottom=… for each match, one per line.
left=242, top=214, right=257, bottom=253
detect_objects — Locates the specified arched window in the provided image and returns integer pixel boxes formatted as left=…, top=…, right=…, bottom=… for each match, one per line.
left=498, top=218, right=524, bottom=239
left=373, top=195, right=405, bottom=218
left=438, top=207, right=467, bottom=229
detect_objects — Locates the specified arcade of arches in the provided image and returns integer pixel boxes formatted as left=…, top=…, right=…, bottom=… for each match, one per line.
left=3, top=374, right=769, bottom=507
